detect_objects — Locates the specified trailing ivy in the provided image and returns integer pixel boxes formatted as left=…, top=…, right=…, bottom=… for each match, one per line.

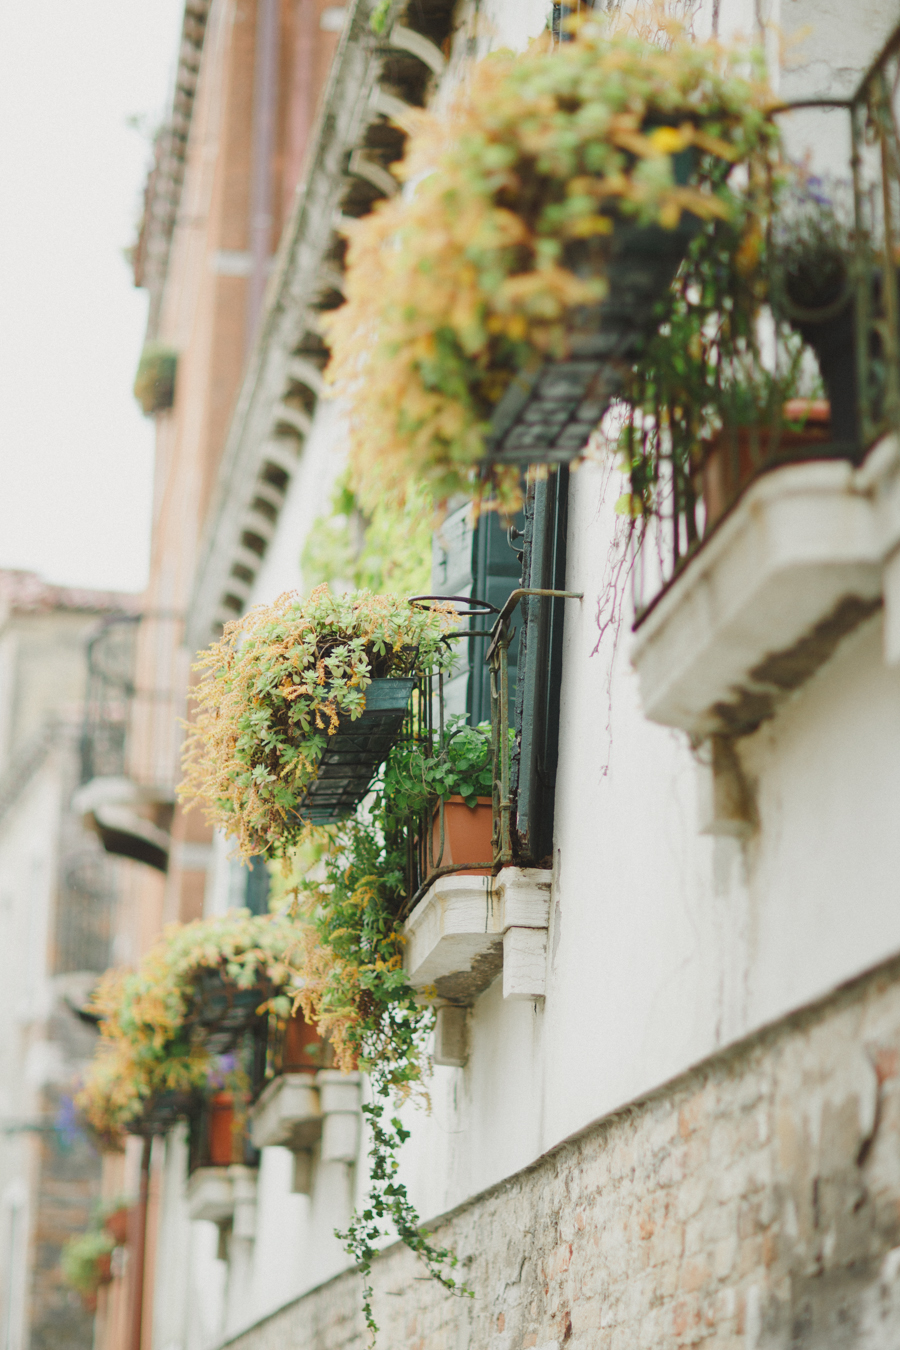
left=289, top=728, right=496, bottom=1330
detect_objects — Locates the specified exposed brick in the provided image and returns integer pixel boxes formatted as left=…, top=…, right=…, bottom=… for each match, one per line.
left=222, top=963, right=900, bottom=1350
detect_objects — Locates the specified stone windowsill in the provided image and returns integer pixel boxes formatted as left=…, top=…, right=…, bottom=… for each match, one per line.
left=403, top=867, right=553, bottom=1004
left=186, top=1164, right=257, bottom=1227
left=249, top=1072, right=321, bottom=1151
left=630, top=438, right=900, bottom=740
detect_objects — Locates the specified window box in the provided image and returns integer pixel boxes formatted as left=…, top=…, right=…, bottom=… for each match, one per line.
left=186, top=1168, right=238, bottom=1224
left=487, top=216, right=700, bottom=469
left=300, top=677, right=416, bottom=823
left=317, top=1070, right=361, bottom=1164
left=186, top=1164, right=257, bottom=1227
left=404, top=867, right=552, bottom=1003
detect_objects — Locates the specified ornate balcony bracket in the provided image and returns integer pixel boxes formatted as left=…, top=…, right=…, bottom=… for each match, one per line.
left=403, top=867, right=552, bottom=1005
left=631, top=441, right=900, bottom=742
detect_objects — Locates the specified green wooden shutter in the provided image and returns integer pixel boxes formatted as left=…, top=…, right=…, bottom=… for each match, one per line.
left=432, top=503, right=525, bottom=726
left=513, top=467, right=569, bottom=864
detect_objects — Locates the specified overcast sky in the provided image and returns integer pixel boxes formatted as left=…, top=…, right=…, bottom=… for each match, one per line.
left=0, top=0, right=184, bottom=595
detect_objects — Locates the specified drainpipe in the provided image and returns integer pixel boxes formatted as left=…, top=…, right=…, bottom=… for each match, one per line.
left=129, top=1137, right=152, bottom=1350
left=246, top=0, right=281, bottom=350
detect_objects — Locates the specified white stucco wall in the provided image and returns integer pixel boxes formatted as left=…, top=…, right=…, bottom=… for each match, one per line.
left=160, top=0, right=900, bottom=1339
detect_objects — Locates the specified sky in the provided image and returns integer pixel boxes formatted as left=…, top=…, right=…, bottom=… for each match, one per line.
left=0, top=0, right=184, bottom=595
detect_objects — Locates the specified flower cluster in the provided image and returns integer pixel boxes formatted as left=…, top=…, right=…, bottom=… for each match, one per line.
left=77, top=912, right=299, bottom=1140
left=326, top=19, right=778, bottom=512
left=179, top=588, right=457, bottom=860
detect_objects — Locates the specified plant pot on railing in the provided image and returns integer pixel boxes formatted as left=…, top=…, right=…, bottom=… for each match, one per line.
left=103, top=1205, right=130, bottom=1246
left=189, top=1091, right=257, bottom=1173
left=700, top=401, right=833, bottom=530
left=430, top=796, right=493, bottom=879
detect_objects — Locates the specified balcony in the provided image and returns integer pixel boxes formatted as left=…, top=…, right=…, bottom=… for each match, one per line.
left=629, top=32, right=900, bottom=739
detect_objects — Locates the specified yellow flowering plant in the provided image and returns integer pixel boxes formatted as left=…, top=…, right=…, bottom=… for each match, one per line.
left=326, top=19, right=778, bottom=512
left=179, top=588, right=457, bottom=861
left=77, top=912, right=299, bottom=1141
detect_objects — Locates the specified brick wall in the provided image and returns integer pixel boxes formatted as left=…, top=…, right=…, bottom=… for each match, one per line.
left=224, top=956, right=900, bottom=1350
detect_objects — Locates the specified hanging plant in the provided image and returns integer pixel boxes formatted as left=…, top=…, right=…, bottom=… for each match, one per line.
left=77, top=912, right=299, bottom=1141
left=179, top=587, right=457, bottom=859
left=61, top=1227, right=116, bottom=1308
left=325, top=18, right=779, bottom=513
left=133, top=343, right=178, bottom=414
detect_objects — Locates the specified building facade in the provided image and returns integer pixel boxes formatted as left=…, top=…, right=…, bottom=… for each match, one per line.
left=0, top=571, right=137, bottom=1350
left=84, top=0, right=900, bottom=1347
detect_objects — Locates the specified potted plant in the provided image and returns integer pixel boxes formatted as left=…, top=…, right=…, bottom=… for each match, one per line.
left=77, top=912, right=299, bottom=1142
left=60, top=1228, right=116, bottom=1310
left=771, top=179, right=860, bottom=448
left=381, top=717, right=498, bottom=879
left=616, top=197, right=838, bottom=551
left=179, top=587, right=457, bottom=858
left=326, top=19, right=779, bottom=512
left=133, top=342, right=178, bottom=414
left=102, top=1200, right=132, bottom=1246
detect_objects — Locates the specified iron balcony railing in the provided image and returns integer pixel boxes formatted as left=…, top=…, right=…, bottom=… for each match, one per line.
left=629, top=24, right=900, bottom=621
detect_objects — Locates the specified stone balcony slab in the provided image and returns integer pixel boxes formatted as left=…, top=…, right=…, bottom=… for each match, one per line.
left=404, top=867, right=552, bottom=1003
left=629, top=450, right=900, bottom=740
left=249, top=1073, right=320, bottom=1151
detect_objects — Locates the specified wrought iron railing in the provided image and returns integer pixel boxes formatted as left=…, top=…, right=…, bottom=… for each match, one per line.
left=629, top=26, right=900, bottom=622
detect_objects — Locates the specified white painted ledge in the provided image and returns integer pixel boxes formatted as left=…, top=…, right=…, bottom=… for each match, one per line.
left=249, top=1073, right=320, bottom=1151
left=186, top=1164, right=257, bottom=1226
left=630, top=441, right=900, bottom=738
left=404, top=867, right=552, bottom=1003
left=316, top=1070, right=360, bottom=1163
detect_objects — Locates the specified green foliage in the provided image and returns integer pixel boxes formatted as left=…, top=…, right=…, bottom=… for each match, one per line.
left=291, top=723, right=496, bottom=1331
left=77, top=912, right=299, bottom=1139
left=617, top=201, right=818, bottom=523
left=180, top=588, right=457, bottom=860
left=61, top=1228, right=114, bottom=1297
left=326, top=18, right=780, bottom=513
left=133, top=343, right=177, bottom=414
left=369, top=0, right=391, bottom=34
left=302, top=476, right=434, bottom=598
left=382, top=717, right=496, bottom=821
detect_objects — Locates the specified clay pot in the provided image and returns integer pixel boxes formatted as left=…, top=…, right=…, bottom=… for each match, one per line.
left=282, top=1011, right=322, bottom=1072
left=430, top=797, right=493, bottom=878
left=95, top=1251, right=113, bottom=1286
left=103, top=1206, right=129, bottom=1246
left=207, top=1093, right=238, bottom=1166
left=701, top=401, right=832, bottom=530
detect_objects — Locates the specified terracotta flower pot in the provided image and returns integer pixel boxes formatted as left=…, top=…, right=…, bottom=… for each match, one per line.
left=430, top=796, right=493, bottom=878
left=701, top=400, right=832, bottom=530
left=103, top=1206, right=129, bottom=1246
left=95, top=1251, right=113, bottom=1286
left=207, top=1092, right=237, bottom=1166
left=282, top=1010, right=322, bottom=1072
